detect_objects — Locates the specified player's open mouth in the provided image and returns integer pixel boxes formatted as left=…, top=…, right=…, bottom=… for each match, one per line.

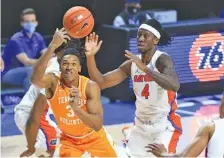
left=138, top=43, right=144, bottom=47
left=65, top=71, right=72, bottom=75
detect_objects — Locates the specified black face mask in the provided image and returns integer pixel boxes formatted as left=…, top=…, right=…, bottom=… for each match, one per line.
left=127, top=6, right=140, bottom=15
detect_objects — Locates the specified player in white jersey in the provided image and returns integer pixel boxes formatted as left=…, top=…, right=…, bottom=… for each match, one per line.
left=84, top=19, right=182, bottom=157
left=16, top=39, right=82, bottom=157
left=146, top=95, right=224, bottom=157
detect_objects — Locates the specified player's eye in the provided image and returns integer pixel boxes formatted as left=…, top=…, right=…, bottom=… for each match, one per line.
left=144, top=34, right=150, bottom=39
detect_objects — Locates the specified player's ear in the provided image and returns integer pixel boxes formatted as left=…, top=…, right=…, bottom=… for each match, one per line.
left=154, top=37, right=159, bottom=45
left=78, top=65, right=81, bottom=73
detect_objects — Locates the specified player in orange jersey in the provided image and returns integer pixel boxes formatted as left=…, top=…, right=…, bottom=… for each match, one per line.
left=30, top=28, right=117, bottom=157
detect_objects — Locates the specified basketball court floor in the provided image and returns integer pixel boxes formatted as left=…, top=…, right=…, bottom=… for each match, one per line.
left=1, top=94, right=222, bottom=157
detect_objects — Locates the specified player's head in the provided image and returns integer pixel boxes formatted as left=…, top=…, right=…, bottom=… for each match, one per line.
left=20, top=8, right=38, bottom=34
left=125, top=0, right=141, bottom=15
left=59, top=47, right=84, bottom=84
left=54, top=39, right=82, bottom=59
left=137, top=19, right=171, bottom=53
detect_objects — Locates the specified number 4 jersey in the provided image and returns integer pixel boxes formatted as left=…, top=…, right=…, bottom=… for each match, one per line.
left=131, top=50, right=179, bottom=122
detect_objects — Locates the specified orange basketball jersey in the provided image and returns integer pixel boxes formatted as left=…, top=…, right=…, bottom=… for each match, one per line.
left=47, top=75, right=93, bottom=137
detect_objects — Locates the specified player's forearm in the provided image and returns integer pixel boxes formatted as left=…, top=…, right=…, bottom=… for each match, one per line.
left=25, top=118, right=40, bottom=150
left=86, top=56, right=105, bottom=86
left=144, top=68, right=180, bottom=92
left=30, top=45, right=55, bottom=85
left=73, top=107, right=103, bottom=131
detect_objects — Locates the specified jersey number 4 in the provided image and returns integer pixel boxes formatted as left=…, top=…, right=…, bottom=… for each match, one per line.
left=141, top=84, right=150, bottom=99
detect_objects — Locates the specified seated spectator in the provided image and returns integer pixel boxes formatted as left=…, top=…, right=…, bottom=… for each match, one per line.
left=113, top=0, right=151, bottom=27
left=2, top=8, right=46, bottom=91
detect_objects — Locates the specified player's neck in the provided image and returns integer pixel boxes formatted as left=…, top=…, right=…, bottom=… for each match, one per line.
left=62, top=76, right=79, bottom=88
left=141, top=47, right=156, bottom=65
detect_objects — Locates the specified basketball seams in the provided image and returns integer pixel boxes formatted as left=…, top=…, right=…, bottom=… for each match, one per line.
left=67, top=14, right=92, bottom=31
left=74, top=21, right=94, bottom=37
left=63, top=9, right=89, bottom=26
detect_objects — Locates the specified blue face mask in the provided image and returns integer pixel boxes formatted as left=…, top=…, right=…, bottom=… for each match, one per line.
left=22, top=22, right=37, bottom=34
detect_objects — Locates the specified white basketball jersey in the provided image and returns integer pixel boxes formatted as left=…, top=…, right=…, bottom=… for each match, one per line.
left=14, top=57, right=60, bottom=112
left=206, top=118, right=224, bottom=157
left=131, top=50, right=177, bottom=121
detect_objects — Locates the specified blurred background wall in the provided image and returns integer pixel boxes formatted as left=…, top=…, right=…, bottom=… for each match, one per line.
left=2, top=0, right=224, bottom=40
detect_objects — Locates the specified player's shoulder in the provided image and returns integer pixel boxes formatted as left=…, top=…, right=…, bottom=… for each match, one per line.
left=156, top=50, right=174, bottom=67
left=157, top=50, right=170, bottom=61
left=85, top=79, right=100, bottom=95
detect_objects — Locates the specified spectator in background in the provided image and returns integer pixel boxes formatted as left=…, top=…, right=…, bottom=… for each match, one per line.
left=113, top=0, right=151, bottom=27
left=2, top=8, right=46, bottom=91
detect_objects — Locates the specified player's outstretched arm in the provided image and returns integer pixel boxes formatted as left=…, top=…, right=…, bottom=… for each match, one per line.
left=85, top=33, right=131, bottom=89
left=30, top=28, right=70, bottom=88
left=69, top=81, right=103, bottom=131
left=20, top=94, right=47, bottom=157
left=146, top=123, right=213, bottom=157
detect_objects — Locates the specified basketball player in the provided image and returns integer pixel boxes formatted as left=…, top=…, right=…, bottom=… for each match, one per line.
left=146, top=95, right=224, bottom=157
left=30, top=28, right=117, bottom=157
left=85, top=19, right=182, bottom=157
left=18, top=39, right=81, bottom=157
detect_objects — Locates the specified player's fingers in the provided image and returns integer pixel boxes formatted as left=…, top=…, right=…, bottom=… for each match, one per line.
left=125, top=53, right=133, bottom=59
left=60, top=27, right=65, bottom=32
left=55, top=28, right=59, bottom=34
left=125, top=50, right=135, bottom=56
left=92, top=32, right=96, bottom=40
left=85, top=36, right=89, bottom=44
left=89, top=33, right=93, bottom=41
left=97, top=40, right=103, bottom=48
left=63, top=34, right=71, bottom=41
left=150, top=144, right=161, bottom=150
left=95, top=34, right=99, bottom=43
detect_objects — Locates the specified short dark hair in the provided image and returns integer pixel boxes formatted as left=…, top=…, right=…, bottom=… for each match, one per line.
left=55, top=38, right=86, bottom=57
left=143, top=19, right=171, bottom=46
left=60, top=48, right=84, bottom=65
left=20, top=8, right=36, bottom=21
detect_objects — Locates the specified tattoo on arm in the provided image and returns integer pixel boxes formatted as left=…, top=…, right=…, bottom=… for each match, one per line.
left=145, top=54, right=180, bottom=91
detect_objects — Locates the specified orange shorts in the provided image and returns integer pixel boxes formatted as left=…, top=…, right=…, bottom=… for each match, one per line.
left=53, top=128, right=117, bottom=157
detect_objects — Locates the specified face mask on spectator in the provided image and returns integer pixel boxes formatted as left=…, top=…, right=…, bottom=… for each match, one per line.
left=22, top=22, right=37, bottom=34
left=127, top=6, right=140, bottom=15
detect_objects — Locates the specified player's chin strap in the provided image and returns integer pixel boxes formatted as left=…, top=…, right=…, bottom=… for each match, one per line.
left=138, top=24, right=161, bottom=39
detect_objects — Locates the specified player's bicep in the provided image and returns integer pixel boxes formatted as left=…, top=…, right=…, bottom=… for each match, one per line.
left=159, top=55, right=178, bottom=77
left=101, top=60, right=131, bottom=89
left=182, top=125, right=211, bottom=157
left=86, top=81, right=103, bottom=117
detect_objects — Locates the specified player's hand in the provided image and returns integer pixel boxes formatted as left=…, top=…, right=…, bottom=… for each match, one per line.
left=85, top=32, right=103, bottom=57
left=49, top=28, right=71, bottom=50
left=145, top=143, right=167, bottom=157
left=0, top=56, right=4, bottom=72
left=69, top=87, right=81, bottom=110
left=20, top=148, right=35, bottom=157
left=125, top=50, right=148, bottom=73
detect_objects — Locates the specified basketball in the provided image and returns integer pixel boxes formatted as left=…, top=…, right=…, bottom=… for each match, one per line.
left=63, top=6, right=94, bottom=38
